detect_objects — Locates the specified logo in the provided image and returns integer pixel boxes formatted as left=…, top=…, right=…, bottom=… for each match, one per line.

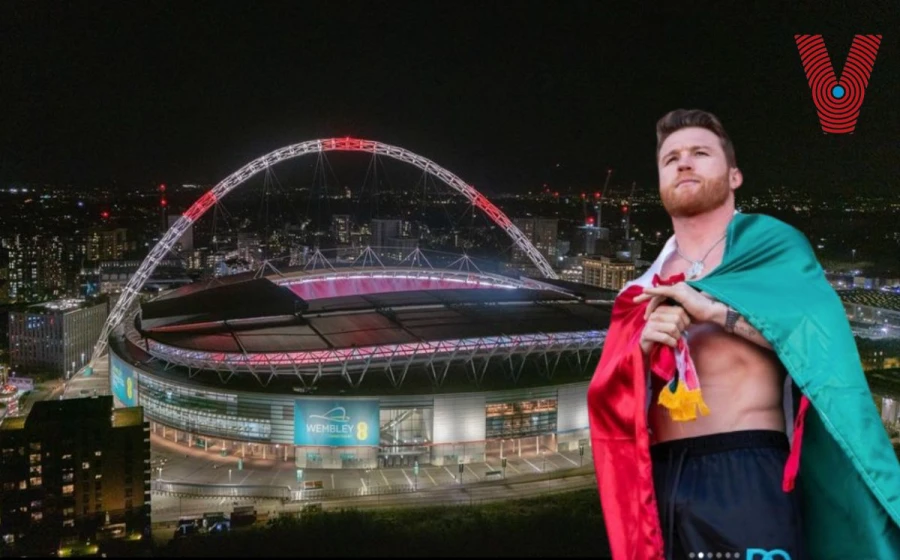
left=795, top=34, right=882, bottom=134
left=747, top=549, right=792, bottom=560
left=305, top=406, right=369, bottom=441
left=308, top=406, right=351, bottom=423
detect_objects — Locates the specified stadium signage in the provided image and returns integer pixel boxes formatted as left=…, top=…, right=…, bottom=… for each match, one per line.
left=294, top=399, right=380, bottom=447
left=110, top=352, right=138, bottom=407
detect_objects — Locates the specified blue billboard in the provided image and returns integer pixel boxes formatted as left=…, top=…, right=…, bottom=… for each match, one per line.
left=110, top=353, right=138, bottom=407
left=294, top=399, right=380, bottom=447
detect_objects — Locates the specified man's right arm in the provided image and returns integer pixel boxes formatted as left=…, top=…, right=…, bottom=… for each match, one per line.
left=707, top=302, right=774, bottom=350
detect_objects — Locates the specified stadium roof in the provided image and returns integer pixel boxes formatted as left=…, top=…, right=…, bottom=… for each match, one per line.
left=838, top=289, right=900, bottom=313
left=138, top=280, right=611, bottom=354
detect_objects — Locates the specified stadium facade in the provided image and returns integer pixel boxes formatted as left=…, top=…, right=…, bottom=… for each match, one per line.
left=108, top=267, right=614, bottom=469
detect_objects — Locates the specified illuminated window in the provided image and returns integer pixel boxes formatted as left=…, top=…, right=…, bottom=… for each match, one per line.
left=30, top=511, right=42, bottom=522
left=29, top=477, right=41, bottom=487
left=82, top=461, right=90, bottom=470
left=18, top=480, right=26, bottom=490
left=94, top=450, right=102, bottom=457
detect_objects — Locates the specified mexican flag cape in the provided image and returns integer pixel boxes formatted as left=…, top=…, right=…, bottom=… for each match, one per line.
left=587, top=212, right=900, bottom=560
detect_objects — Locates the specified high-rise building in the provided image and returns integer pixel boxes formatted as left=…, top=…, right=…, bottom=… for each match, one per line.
left=0, top=396, right=151, bottom=557
left=7, top=234, right=66, bottom=301
left=370, top=219, right=402, bottom=253
left=512, top=218, right=558, bottom=263
left=167, top=215, right=193, bottom=252
left=387, top=236, right=417, bottom=259
left=86, top=229, right=128, bottom=262
left=571, top=225, right=610, bottom=256
left=8, top=299, right=107, bottom=378
left=582, top=256, right=636, bottom=291
left=237, top=233, right=261, bottom=262
left=331, top=214, right=351, bottom=245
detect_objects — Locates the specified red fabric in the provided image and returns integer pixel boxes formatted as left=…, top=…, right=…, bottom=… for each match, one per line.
left=589, top=275, right=807, bottom=559
left=588, top=284, right=665, bottom=560
left=782, top=395, right=810, bottom=492
left=647, top=273, right=685, bottom=383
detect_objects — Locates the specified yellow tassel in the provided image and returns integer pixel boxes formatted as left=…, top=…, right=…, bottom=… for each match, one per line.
left=657, top=381, right=711, bottom=422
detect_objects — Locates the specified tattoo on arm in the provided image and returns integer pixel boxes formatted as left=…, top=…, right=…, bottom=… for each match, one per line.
left=734, top=316, right=773, bottom=349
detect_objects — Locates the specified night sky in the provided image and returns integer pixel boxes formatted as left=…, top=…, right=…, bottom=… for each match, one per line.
left=3, top=1, right=899, bottom=197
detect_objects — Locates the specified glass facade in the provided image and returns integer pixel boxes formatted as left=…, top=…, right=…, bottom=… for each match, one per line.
left=138, top=374, right=271, bottom=441
left=378, top=407, right=432, bottom=467
left=485, top=398, right=558, bottom=439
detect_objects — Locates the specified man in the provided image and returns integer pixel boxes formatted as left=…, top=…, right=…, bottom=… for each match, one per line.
left=587, top=109, right=900, bottom=560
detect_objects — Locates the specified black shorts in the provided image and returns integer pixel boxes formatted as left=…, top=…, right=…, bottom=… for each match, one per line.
left=651, top=430, right=806, bottom=560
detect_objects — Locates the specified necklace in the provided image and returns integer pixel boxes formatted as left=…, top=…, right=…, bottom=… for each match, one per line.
left=675, top=232, right=727, bottom=279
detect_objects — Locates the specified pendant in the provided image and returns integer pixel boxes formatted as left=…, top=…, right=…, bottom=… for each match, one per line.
left=686, top=261, right=703, bottom=279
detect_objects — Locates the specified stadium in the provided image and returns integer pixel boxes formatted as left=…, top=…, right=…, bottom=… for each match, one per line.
left=108, top=262, right=615, bottom=471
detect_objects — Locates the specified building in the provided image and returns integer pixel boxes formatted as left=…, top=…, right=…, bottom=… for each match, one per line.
left=86, top=228, right=128, bottom=262
left=84, top=259, right=188, bottom=295
left=370, top=219, right=402, bottom=253
left=512, top=218, right=558, bottom=263
left=0, top=396, right=150, bottom=557
left=236, top=233, right=261, bottom=263
left=331, top=214, right=352, bottom=245
left=582, top=256, right=636, bottom=291
left=8, top=299, right=107, bottom=378
left=6, top=234, right=66, bottom=301
left=571, top=225, right=609, bottom=256
left=109, top=266, right=614, bottom=469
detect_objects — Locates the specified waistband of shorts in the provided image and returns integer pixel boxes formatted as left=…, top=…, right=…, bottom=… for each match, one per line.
left=650, top=429, right=788, bottom=460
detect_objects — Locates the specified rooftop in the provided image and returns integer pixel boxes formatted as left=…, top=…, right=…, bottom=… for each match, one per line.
left=838, top=289, right=900, bottom=313
left=112, top=407, right=145, bottom=428
left=137, top=279, right=612, bottom=354
left=24, top=298, right=105, bottom=314
left=0, top=415, right=26, bottom=431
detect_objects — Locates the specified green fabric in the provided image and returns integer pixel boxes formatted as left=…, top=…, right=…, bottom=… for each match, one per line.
left=688, top=213, right=900, bottom=560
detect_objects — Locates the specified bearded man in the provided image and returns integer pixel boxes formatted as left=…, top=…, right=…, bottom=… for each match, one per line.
left=587, top=109, right=900, bottom=560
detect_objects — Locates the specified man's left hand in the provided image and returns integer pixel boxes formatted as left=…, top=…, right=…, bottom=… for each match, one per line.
left=634, top=283, right=720, bottom=323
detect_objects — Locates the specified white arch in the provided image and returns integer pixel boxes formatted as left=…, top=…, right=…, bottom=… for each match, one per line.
left=91, top=138, right=558, bottom=364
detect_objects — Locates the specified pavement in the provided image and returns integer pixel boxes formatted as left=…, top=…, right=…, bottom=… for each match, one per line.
left=150, top=431, right=591, bottom=492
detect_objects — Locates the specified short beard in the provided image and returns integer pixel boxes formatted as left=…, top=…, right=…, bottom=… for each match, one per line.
left=660, top=172, right=731, bottom=218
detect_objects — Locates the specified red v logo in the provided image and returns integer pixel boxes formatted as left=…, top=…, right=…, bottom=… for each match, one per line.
left=795, top=34, right=882, bottom=134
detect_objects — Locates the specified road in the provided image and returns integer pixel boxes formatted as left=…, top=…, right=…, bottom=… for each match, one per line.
left=150, top=466, right=597, bottom=522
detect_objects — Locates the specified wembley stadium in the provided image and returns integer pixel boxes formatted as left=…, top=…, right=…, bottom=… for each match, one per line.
left=107, top=264, right=615, bottom=470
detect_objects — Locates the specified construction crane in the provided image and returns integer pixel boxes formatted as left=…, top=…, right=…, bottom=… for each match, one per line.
left=596, top=168, right=613, bottom=228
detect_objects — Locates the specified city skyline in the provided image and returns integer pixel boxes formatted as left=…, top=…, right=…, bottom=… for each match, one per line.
left=3, top=2, right=900, bottom=195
